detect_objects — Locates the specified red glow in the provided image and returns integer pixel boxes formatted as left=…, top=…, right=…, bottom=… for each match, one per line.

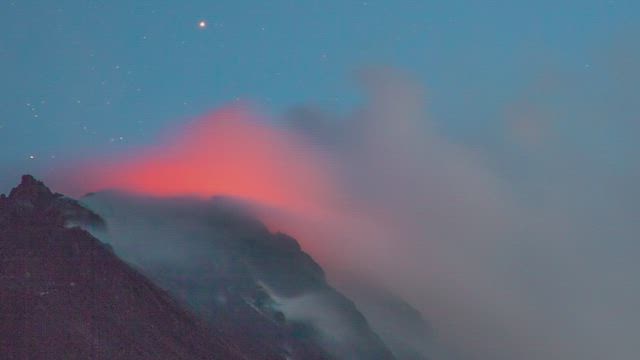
left=74, top=107, right=337, bottom=217
left=61, top=106, right=389, bottom=270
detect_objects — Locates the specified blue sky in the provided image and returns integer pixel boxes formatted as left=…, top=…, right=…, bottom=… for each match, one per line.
left=0, top=0, right=638, bottom=190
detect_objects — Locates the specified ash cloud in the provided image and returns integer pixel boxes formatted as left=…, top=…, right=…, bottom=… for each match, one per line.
left=280, top=68, right=640, bottom=360
left=58, top=61, right=640, bottom=360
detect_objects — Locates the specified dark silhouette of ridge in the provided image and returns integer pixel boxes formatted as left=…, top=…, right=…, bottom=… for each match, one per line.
left=82, top=191, right=397, bottom=360
left=0, top=175, right=398, bottom=359
left=0, top=175, right=250, bottom=359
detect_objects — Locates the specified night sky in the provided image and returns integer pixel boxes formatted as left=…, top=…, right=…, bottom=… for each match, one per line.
left=1, top=1, right=638, bottom=192
left=3, top=2, right=640, bottom=359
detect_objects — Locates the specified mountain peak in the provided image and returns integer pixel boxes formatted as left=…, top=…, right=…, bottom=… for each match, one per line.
left=1, top=175, right=105, bottom=229
left=8, top=174, right=54, bottom=204
left=20, top=174, right=40, bottom=186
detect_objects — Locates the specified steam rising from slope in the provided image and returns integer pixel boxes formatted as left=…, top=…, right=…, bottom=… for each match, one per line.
left=58, top=68, right=640, bottom=360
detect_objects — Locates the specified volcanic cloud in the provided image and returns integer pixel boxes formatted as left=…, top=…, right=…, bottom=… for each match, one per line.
left=55, top=69, right=640, bottom=360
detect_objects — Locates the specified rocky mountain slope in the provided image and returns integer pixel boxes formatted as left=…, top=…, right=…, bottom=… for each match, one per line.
left=82, top=191, right=396, bottom=360
left=0, top=175, right=398, bottom=359
left=0, top=175, right=261, bottom=359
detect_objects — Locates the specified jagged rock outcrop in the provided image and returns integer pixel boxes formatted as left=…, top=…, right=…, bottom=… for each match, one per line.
left=0, top=175, right=105, bottom=230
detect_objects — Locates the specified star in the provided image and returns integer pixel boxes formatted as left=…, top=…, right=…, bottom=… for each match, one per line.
left=198, top=20, right=207, bottom=29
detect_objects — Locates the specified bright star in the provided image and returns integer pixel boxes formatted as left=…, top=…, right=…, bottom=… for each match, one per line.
left=198, top=20, right=207, bottom=29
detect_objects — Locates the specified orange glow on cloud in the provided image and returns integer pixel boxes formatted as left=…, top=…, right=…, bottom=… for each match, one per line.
left=75, top=107, right=338, bottom=218
left=62, top=105, right=388, bottom=271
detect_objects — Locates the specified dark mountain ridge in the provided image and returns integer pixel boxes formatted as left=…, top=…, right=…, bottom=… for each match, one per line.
left=0, top=175, right=258, bottom=359
left=81, top=190, right=396, bottom=360
left=0, top=175, right=397, bottom=359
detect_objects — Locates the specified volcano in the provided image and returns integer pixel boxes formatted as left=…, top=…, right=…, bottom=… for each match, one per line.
left=0, top=175, right=400, bottom=359
left=0, top=175, right=253, bottom=359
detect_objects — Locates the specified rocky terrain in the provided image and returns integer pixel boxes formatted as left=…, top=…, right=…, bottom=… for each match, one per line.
left=0, top=175, right=402, bottom=359
left=0, top=175, right=254, bottom=359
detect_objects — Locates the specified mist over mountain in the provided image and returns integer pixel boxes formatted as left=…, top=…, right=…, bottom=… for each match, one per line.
left=33, top=67, right=639, bottom=360
left=80, top=190, right=404, bottom=360
left=3, top=1, right=639, bottom=359
left=2, top=175, right=426, bottom=359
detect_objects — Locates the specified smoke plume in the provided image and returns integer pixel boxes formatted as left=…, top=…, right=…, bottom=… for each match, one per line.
left=56, top=66, right=640, bottom=360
